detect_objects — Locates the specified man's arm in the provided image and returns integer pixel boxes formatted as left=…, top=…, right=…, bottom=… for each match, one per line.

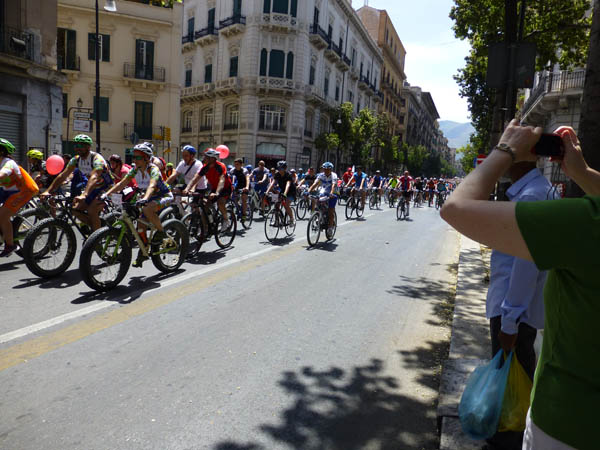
left=44, top=165, right=75, bottom=193
left=80, top=169, right=102, bottom=197
left=184, top=172, right=201, bottom=193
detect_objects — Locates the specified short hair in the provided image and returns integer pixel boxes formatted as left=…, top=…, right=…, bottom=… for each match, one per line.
left=356, top=165, right=363, bottom=170
left=234, top=158, right=243, bottom=164
left=308, top=167, right=314, bottom=171
left=258, top=160, right=265, bottom=165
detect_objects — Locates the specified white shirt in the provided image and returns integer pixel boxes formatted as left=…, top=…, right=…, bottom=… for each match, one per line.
left=176, top=159, right=203, bottom=185
left=317, top=172, right=338, bottom=195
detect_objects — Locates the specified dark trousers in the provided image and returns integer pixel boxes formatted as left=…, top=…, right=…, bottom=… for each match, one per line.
left=486, top=316, right=538, bottom=450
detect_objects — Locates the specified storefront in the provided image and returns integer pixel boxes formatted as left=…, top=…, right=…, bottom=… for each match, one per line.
left=255, top=142, right=286, bottom=169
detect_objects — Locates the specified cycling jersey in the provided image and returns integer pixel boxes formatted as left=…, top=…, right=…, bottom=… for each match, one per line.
left=426, top=181, right=435, bottom=190
left=112, top=164, right=137, bottom=188
left=273, top=171, right=296, bottom=198
left=125, top=163, right=171, bottom=196
left=388, top=178, right=399, bottom=189
left=0, top=157, right=39, bottom=213
left=414, top=181, right=424, bottom=191
left=302, top=173, right=317, bottom=187
left=175, top=159, right=203, bottom=186
left=342, top=171, right=353, bottom=184
left=198, top=161, right=232, bottom=193
left=67, top=152, right=113, bottom=188
left=437, top=182, right=447, bottom=192
left=352, top=172, right=367, bottom=188
left=230, top=167, right=249, bottom=190
left=317, top=172, right=338, bottom=195
left=371, top=175, right=383, bottom=188
left=399, top=176, right=413, bottom=191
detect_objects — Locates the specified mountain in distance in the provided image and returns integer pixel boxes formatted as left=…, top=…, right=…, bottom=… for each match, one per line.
left=439, top=120, right=475, bottom=150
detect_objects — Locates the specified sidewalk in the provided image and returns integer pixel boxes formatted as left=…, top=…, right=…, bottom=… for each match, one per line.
left=437, top=235, right=491, bottom=449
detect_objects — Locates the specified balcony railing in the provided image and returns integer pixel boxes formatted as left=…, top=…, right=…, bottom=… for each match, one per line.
left=522, top=70, right=586, bottom=115
left=182, top=34, right=194, bottom=44
left=123, top=63, right=166, bottom=82
left=58, top=55, right=80, bottom=71
left=220, top=15, right=246, bottom=28
left=309, top=24, right=330, bottom=43
left=123, top=123, right=162, bottom=141
left=195, top=26, right=218, bottom=40
left=342, top=54, right=351, bottom=67
left=0, top=26, right=34, bottom=61
left=304, top=129, right=313, bottom=138
left=199, top=125, right=213, bottom=132
left=181, top=126, right=192, bottom=133
left=223, top=123, right=239, bottom=130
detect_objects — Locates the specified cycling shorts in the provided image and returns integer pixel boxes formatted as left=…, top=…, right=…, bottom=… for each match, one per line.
left=85, top=186, right=109, bottom=205
left=148, top=192, right=174, bottom=209
left=320, top=194, right=338, bottom=208
left=0, top=189, right=33, bottom=215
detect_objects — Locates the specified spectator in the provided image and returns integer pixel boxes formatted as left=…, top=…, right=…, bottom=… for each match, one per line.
left=485, top=160, right=556, bottom=450
left=441, top=120, right=600, bottom=450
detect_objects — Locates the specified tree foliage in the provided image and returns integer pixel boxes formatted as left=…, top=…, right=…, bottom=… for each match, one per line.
left=450, top=0, right=592, bottom=150
left=457, top=143, right=480, bottom=175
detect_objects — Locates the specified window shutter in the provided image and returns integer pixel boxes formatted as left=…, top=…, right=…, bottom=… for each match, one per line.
left=273, top=0, right=287, bottom=14
left=88, top=33, right=95, bottom=60
left=229, top=56, right=238, bottom=78
left=205, top=64, right=212, bottom=83
left=290, top=0, right=297, bottom=17
left=269, top=50, right=284, bottom=78
left=285, top=52, right=294, bottom=80
left=259, top=49, right=268, bottom=76
left=263, top=0, right=270, bottom=14
left=102, top=34, right=110, bottom=62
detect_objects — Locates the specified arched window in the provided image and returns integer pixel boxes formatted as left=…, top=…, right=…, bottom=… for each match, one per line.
left=259, top=104, right=286, bottom=132
left=286, top=52, right=294, bottom=79
left=260, top=49, right=268, bottom=76
left=224, top=104, right=239, bottom=129
left=182, top=110, right=193, bottom=132
left=201, top=108, right=213, bottom=130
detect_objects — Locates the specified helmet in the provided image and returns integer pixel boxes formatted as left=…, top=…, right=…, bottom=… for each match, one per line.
left=276, top=160, right=287, bottom=169
left=166, top=162, right=174, bottom=168
left=204, top=148, right=220, bottom=158
left=245, top=164, right=253, bottom=171
left=375, top=170, right=381, bottom=174
left=27, top=149, right=44, bottom=160
left=0, top=138, right=16, bottom=155
left=133, top=143, right=153, bottom=158
left=109, top=154, right=122, bottom=163
left=142, top=141, right=154, bottom=150
left=322, top=162, right=334, bottom=169
left=290, top=169, right=296, bottom=173
left=73, top=134, right=93, bottom=145
left=182, top=145, right=196, bottom=154
left=227, top=164, right=234, bottom=170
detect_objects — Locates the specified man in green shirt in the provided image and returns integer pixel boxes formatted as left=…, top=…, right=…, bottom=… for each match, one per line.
left=441, top=120, right=600, bottom=450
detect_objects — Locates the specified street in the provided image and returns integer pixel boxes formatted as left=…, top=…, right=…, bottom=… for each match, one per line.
left=0, top=204, right=459, bottom=450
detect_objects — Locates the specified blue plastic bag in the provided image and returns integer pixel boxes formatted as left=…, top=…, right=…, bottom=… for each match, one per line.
left=459, top=350, right=513, bottom=440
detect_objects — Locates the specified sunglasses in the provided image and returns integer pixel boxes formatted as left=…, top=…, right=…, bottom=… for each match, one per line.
left=74, top=144, right=88, bottom=149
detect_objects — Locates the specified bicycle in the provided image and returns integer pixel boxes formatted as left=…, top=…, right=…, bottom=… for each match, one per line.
left=344, top=189, right=364, bottom=220
left=295, top=190, right=318, bottom=220
left=0, top=204, right=49, bottom=257
left=229, top=188, right=253, bottom=230
left=413, top=190, right=423, bottom=208
left=183, top=191, right=237, bottom=257
left=396, top=191, right=411, bottom=220
left=368, top=187, right=381, bottom=210
left=307, top=195, right=338, bottom=247
left=387, top=188, right=398, bottom=208
left=435, top=191, right=446, bottom=210
left=158, top=192, right=191, bottom=222
left=338, top=186, right=351, bottom=206
left=79, top=197, right=189, bottom=292
left=264, top=192, right=296, bottom=242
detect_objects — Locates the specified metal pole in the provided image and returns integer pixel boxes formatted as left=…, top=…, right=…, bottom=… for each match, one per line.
left=95, top=0, right=101, bottom=153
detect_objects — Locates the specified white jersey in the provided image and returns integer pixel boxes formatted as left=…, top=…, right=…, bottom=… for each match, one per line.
left=317, top=172, right=338, bottom=195
left=175, top=159, right=203, bottom=186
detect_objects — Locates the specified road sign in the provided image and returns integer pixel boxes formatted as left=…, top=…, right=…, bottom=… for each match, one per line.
left=73, top=111, right=91, bottom=120
left=130, top=132, right=139, bottom=145
left=73, top=119, right=91, bottom=132
left=476, top=154, right=487, bottom=165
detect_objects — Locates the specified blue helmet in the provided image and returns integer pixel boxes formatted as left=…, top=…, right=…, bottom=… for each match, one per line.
left=322, top=162, right=334, bottom=169
left=245, top=164, right=253, bottom=171
left=182, top=145, right=196, bottom=154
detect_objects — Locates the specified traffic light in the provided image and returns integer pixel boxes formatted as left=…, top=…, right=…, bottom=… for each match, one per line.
left=165, top=127, right=171, bottom=141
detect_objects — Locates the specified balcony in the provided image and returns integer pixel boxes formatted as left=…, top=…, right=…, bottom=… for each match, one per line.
left=309, top=24, right=329, bottom=50
left=358, top=76, right=369, bottom=91
left=304, top=85, right=325, bottom=106
left=260, top=13, right=298, bottom=33
left=223, top=122, right=239, bottom=131
left=58, top=55, right=80, bottom=72
left=349, top=67, right=359, bottom=80
left=373, top=90, right=383, bottom=103
left=522, top=70, right=586, bottom=122
left=181, top=126, right=192, bottom=133
left=257, top=76, right=296, bottom=96
left=0, top=26, right=34, bottom=62
left=123, top=63, right=166, bottom=88
left=304, top=129, right=313, bottom=138
left=336, top=53, right=351, bottom=72
left=123, top=123, right=163, bottom=141
left=182, top=33, right=195, bottom=51
left=324, top=42, right=341, bottom=63
left=199, top=125, right=213, bottom=132
left=195, top=26, right=218, bottom=47
left=219, top=15, right=246, bottom=37
left=216, top=77, right=240, bottom=97
left=181, top=83, right=216, bottom=103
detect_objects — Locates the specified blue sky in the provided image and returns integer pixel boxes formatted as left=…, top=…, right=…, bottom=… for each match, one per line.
left=352, top=0, right=472, bottom=123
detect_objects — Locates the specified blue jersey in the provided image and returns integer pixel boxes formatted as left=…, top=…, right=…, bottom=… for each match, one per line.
left=372, top=175, right=382, bottom=188
left=353, top=172, right=367, bottom=187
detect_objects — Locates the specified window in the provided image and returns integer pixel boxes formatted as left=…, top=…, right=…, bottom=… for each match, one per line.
left=351, top=48, right=356, bottom=67
left=347, top=91, right=353, bottom=102
left=93, top=96, right=109, bottom=122
left=134, top=101, right=153, bottom=139
left=285, top=52, right=294, bottom=80
left=183, top=111, right=193, bottom=131
left=305, top=112, right=313, bottom=132
left=360, top=62, right=363, bottom=77
left=201, top=108, right=213, bottom=130
left=309, top=64, right=315, bottom=86
left=324, top=76, right=329, bottom=97
left=335, top=85, right=339, bottom=102
left=290, top=0, right=297, bottom=17
left=135, top=39, right=155, bottom=80
left=187, top=17, right=195, bottom=38
left=230, top=56, right=239, bottom=78
left=263, top=0, right=271, bottom=14
left=401, top=98, right=406, bottom=107
left=62, top=94, right=68, bottom=118
left=208, top=8, right=216, bottom=30
left=260, top=49, right=268, bottom=76
left=225, top=104, right=239, bottom=128
left=272, top=0, right=288, bottom=14
left=357, top=102, right=361, bottom=114
left=233, top=0, right=242, bottom=16
left=399, top=115, right=405, bottom=124
left=57, top=28, right=77, bottom=70
left=205, top=64, right=213, bottom=83
left=185, top=69, right=192, bottom=87
left=88, top=33, right=110, bottom=62
left=268, top=50, right=285, bottom=78
left=259, top=105, right=286, bottom=131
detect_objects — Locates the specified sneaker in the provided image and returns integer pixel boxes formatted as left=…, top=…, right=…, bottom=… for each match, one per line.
left=132, top=249, right=148, bottom=268
left=327, top=227, right=334, bottom=238
left=220, top=220, right=230, bottom=233
left=0, top=244, right=17, bottom=258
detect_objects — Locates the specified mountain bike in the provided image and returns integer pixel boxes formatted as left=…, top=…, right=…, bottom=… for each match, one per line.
left=344, top=189, right=364, bottom=220
left=413, top=190, right=423, bottom=208
left=396, top=191, right=411, bottom=220
left=229, top=188, right=253, bottom=230
left=307, top=195, right=338, bottom=246
left=158, top=192, right=191, bottom=222
left=387, top=188, right=398, bottom=208
left=79, top=198, right=189, bottom=292
left=264, top=192, right=296, bottom=242
left=295, top=190, right=318, bottom=220
left=435, top=191, right=446, bottom=210
left=368, top=187, right=381, bottom=210
left=0, top=205, right=49, bottom=258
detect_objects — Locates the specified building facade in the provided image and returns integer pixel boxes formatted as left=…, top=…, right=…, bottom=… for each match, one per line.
left=0, top=0, right=66, bottom=164
left=180, top=0, right=383, bottom=169
left=356, top=5, right=407, bottom=141
left=57, top=0, right=182, bottom=163
left=404, top=84, right=440, bottom=153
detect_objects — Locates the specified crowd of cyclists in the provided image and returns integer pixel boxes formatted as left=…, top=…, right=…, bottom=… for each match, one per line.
left=0, top=135, right=456, bottom=290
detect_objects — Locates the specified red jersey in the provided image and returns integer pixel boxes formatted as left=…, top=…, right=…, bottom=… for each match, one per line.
left=198, top=161, right=232, bottom=192
left=399, top=176, right=413, bottom=191
left=112, top=164, right=137, bottom=188
left=342, top=171, right=353, bottom=184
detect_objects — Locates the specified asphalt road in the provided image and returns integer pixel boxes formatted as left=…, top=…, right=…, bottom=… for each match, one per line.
left=0, top=202, right=459, bottom=450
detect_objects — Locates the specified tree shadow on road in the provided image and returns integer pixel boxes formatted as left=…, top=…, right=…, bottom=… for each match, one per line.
left=214, top=359, right=439, bottom=450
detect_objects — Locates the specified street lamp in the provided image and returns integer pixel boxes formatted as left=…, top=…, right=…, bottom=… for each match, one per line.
left=77, top=98, right=83, bottom=108
left=95, top=0, right=117, bottom=153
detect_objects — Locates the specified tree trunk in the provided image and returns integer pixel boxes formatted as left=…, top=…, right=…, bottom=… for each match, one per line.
left=568, top=1, right=600, bottom=197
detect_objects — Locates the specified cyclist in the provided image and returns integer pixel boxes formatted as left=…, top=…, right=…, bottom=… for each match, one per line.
left=413, top=176, right=424, bottom=206
left=0, top=138, right=40, bottom=257
left=436, top=177, right=448, bottom=205
left=103, top=143, right=173, bottom=268
left=297, top=166, right=318, bottom=210
left=346, top=165, right=367, bottom=210
left=184, top=148, right=232, bottom=232
left=398, top=171, right=414, bottom=216
left=368, top=170, right=384, bottom=198
left=230, top=158, right=250, bottom=219
left=143, top=142, right=167, bottom=180
left=166, top=145, right=203, bottom=194
left=266, top=160, right=295, bottom=225
left=42, top=134, right=112, bottom=231
left=426, top=177, right=436, bottom=206
left=342, top=167, right=353, bottom=185
left=166, top=162, right=174, bottom=179
left=27, top=149, right=57, bottom=190
left=109, top=154, right=136, bottom=188
left=308, top=162, right=338, bottom=235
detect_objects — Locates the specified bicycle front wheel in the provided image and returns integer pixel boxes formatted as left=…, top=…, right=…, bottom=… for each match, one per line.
left=345, top=199, right=355, bottom=220
left=307, top=213, right=321, bottom=246
left=264, top=210, right=281, bottom=242
left=396, top=200, right=406, bottom=220
left=23, top=218, right=77, bottom=278
left=356, top=200, right=364, bottom=218
left=284, top=208, right=296, bottom=236
left=325, top=210, right=337, bottom=241
left=240, top=203, right=253, bottom=230
left=80, top=226, right=132, bottom=292
left=296, top=198, right=308, bottom=220
left=151, top=219, right=189, bottom=273
left=215, top=207, right=237, bottom=249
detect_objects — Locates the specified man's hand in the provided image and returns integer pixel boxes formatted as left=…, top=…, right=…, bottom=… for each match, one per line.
left=75, top=194, right=86, bottom=202
left=40, top=191, right=52, bottom=200
left=498, top=330, right=518, bottom=353
left=209, top=193, right=218, bottom=200
left=554, top=126, right=588, bottom=179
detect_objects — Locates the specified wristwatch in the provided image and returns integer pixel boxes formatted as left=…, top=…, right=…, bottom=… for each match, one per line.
left=493, top=143, right=516, bottom=162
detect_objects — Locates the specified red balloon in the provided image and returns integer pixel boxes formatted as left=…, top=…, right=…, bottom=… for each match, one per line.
left=46, top=154, right=65, bottom=175
left=216, top=144, right=229, bottom=159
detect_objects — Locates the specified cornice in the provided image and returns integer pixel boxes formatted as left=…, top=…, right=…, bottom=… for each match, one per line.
left=334, top=0, right=383, bottom=64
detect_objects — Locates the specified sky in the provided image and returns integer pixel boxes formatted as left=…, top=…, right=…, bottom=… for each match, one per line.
left=352, top=0, right=472, bottom=123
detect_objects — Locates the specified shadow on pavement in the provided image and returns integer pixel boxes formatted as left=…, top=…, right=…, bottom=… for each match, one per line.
left=186, top=248, right=230, bottom=266
left=0, top=257, right=26, bottom=272
left=214, top=359, right=438, bottom=450
left=305, top=240, right=338, bottom=252
left=260, top=236, right=295, bottom=247
left=14, top=267, right=83, bottom=290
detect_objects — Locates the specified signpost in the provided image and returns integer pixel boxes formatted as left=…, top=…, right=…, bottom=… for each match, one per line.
left=73, top=119, right=92, bottom=132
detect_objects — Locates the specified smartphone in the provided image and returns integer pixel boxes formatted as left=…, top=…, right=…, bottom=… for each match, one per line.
left=533, top=133, right=564, bottom=158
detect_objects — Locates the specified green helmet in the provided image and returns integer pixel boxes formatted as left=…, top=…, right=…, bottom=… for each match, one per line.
left=166, top=162, right=174, bottom=168
left=27, top=149, right=44, bottom=160
left=73, top=134, right=93, bottom=145
left=0, top=138, right=16, bottom=155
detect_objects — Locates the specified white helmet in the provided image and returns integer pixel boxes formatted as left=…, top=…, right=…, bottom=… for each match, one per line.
left=133, top=143, right=153, bottom=158
left=204, top=149, right=220, bottom=158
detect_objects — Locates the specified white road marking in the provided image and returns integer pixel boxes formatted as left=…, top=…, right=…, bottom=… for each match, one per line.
left=1, top=208, right=393, bottom=345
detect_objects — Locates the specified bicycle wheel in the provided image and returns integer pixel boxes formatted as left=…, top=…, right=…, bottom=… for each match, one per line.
left=345, top=198, right=355, bottom=220
left=264, top=210, right=281, bottom=242
left=325, top=210, right=337, bottom=241
left=80, top=226, right=132, bottom=292
left=151, top=219, right=189, bottom=273
left=23, top=218, right=77, bottom=278
left=183, top=211, right=207, bottom=255
left=356, top=199, right=364, bottom=218
left=369, top=193, right=376, bottom=210
left=396, top=200, right=406, bottom=220
left=406, top=198, right=410, bottom=216
left=296, top=198, right=308, bottom=220
left=215, top=206, right=237, bottom=249
left=159, top=205, right=179, bottom=222
left=284, top=208, right=296, bottom=236
left=388, top=193, right=396, bottom=208
left=240, top=202, right=253, bottom=230
left=307, top=213, right=321, bottom=247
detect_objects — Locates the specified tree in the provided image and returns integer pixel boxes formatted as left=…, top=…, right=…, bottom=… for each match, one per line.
left=451, top=0, right=592, bottom=150
left=405, top=145, right=428, bottom=176
left=350, top=108, right=376, bottom=166
left=330, top=102, right=354, bottom=167
left=314, top=132, right=340, bottom=168
left=457, top=143, right=480, bottom=175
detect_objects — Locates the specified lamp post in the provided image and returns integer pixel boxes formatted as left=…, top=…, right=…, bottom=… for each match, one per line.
left=95, top=0, right=117, bottom=153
